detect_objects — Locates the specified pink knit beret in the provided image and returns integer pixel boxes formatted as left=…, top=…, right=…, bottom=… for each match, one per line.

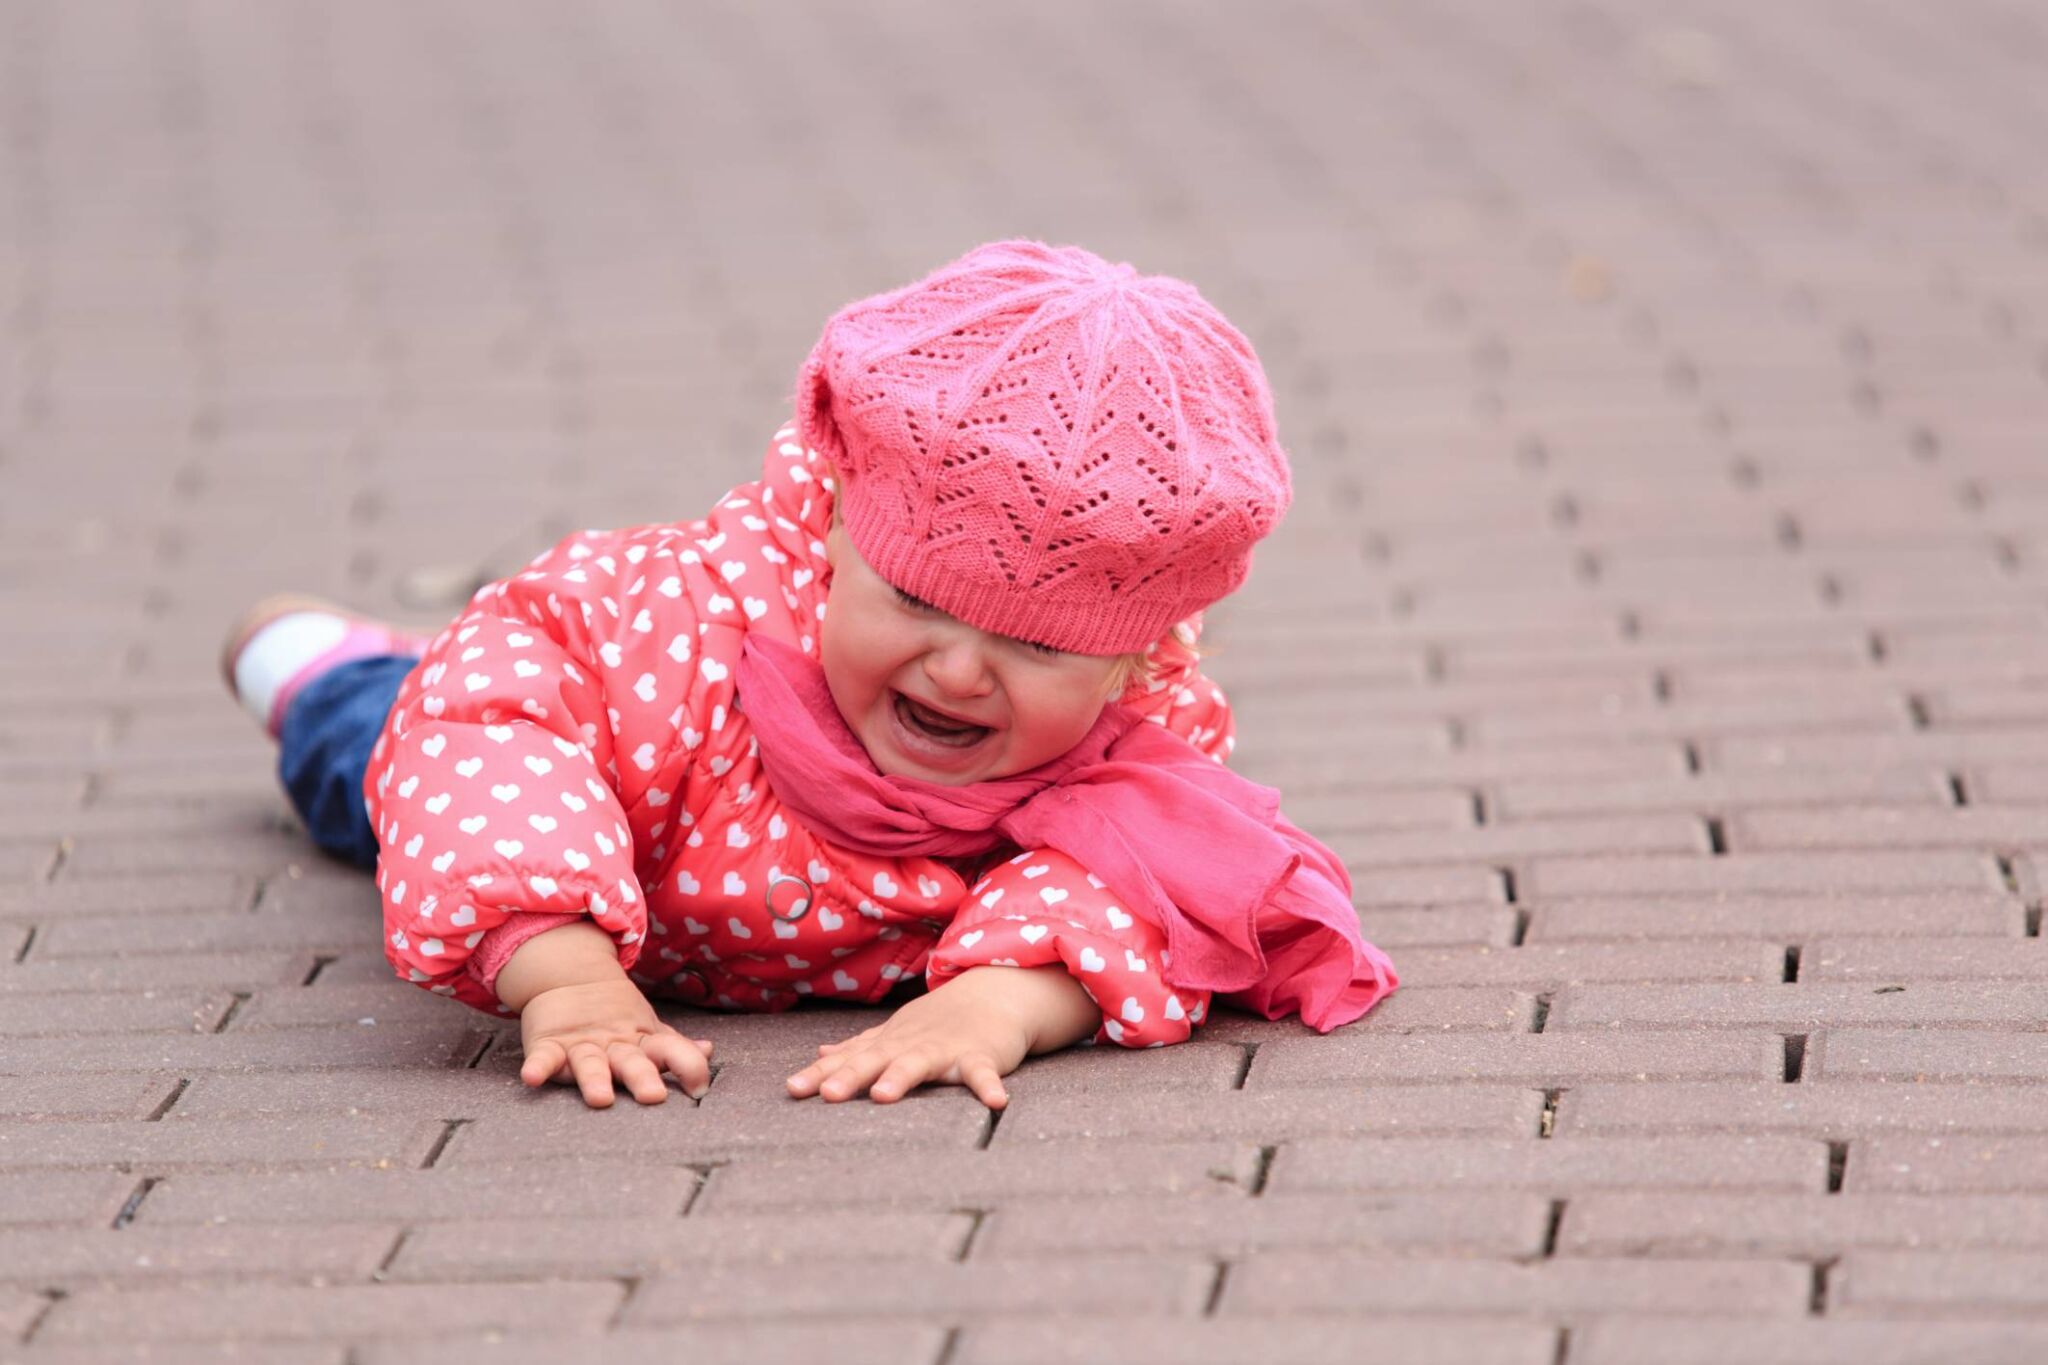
left=795, top=240, right=1292, bottom=655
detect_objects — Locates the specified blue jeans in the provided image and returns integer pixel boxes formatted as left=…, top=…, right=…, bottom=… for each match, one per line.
left=277, top=654, right=420, bottom=870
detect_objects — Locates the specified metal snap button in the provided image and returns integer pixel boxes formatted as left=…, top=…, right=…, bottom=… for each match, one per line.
left=765, top=871, right=813, bottom=922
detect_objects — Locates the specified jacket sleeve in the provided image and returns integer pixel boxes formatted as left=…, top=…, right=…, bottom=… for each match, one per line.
left=370, top=524, right=706, bottom=1013
left=927, top=849, right=1206, bottom=1048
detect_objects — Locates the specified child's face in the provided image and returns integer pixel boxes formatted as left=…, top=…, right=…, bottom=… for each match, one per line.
left=819, top=520, right=1124, bottom=785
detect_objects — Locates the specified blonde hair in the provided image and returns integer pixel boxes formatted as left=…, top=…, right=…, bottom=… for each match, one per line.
left=823, top=459, right=1193, bottom=695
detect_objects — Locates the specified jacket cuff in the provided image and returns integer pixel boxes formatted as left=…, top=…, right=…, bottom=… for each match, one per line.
left=929, top=915, right=1204, bottom=1049
left=468, top=912, right=587, bottom=1000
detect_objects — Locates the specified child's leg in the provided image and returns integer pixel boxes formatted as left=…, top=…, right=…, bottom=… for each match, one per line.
left=222, top=597, right=430, bottom=871
left=275, top=654, right=419, bottom=870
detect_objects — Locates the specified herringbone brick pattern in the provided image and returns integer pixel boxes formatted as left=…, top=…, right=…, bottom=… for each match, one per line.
left=3, top=1, right=2046, bottom=1359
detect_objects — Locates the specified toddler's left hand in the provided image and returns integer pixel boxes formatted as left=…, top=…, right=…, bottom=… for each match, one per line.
left=786, top=964, right=1098, bottom=1109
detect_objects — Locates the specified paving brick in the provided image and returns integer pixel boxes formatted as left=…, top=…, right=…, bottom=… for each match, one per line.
left=1849, top=1136, right=2048, bottom=1194
left=1562, top=1081, right=2048, bottom=1138
left=0, top=1074, right=181, bottom=1122
left=443, top=1086, right=991, bottom=1164
left=979, top=1190, right=1549, bottom=1258
left=0, top=1170, right=139, bottom=1226
left=18, top=1349, right=347, bottom=1365
left=1729, top=805, right=2048, bottom=852
left=1491, top=767, right=1947, bottom=819
left=0, top=1023, right=487, bottom=1073
left=0, top=840, right=59, bottom=882
left=1551, top=981, right=2048, bottom=1031
left=1470, top=692, right=1913, bottom=746
left=140, top=1162, right=700, bottom=1225
left=0, top=1117, right=443, bottom=1171
left=953, top=1319, right=1560, bottom=1365
left=621, top=1258, right=1214, bottom=1323
left=1572, top=1317, right=2048, bottom=1365
left=1354, top=905, right=1519, bottom=947
left=0, top=989, right=234, bottom=1036
left=1527, top=893, right=2024, bottom=942
left=1835, top=1251, right=2048, bottom=1315
left=172, top=1066, right=572, bottom=1120
left=229, top=982, right=487, bottom=1030
left=1561, top=1192, right=2048, bottom=1256
left=56, top=831, right=311, bottom=878
left=699, top=1142, right=1258, bottom=1212
left=38, top=1281, right=627, bottom=1344
left=1248, top=1031, right=1782, bottom=1088
left=1217, top=1252, right=1810, bottom=1316
left=33, top=908, right=375, bottom=958
left=1391, top=941, right=1783, bottom=989
left=1330, top=814, right=1708, bottom=867
left=0, top=871, right=256, bottom=918
left=1517, top=850, right=2004, bottom=899
left=1814, top=1028, right=2048, bottom=1082
left=991, top=1086, right=1544, bottom=1145
left=0, top=1223, right=400, bottom=1286
left=1806, top=936, right=2048, bottom=981
left=361, top=1326, right=943, bottom=1365
left=390, top=1211, right=970, bottom=1278
left=1268, top=1135, right=1828, bottom=1194
left=1350, top=864, right=1505, bottom=906
left=0, top=951, right=315, bottom=994
left=1713, top=729, right=2048, bottom=773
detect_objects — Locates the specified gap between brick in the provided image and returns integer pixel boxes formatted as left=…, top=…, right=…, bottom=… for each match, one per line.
left=212, top=991, right=251, bottom=1033
left=676, top=1164, right=714, bottom=1218
left=145, top=1079, right=190, bottom=1122
left=951, top=1209, right=988, bottom=1262
left=1202, top=1260, right=1231, bottom=1317
left=975, top=1105, right=1003, bottom=1151
left=21, top=1289, right=66, bottom=1345
left=1230, top=1043, right=1259, bottom=1091
left=14, top=925, right=36, bottom=966
left=373, top=1227, right=410, bottom=1280
left=607, top=1277, right=641, bottom=1331
left=1782, top=1034, right=1808, bottom=1084
left=1703, top=817, right=1727, bottom=855
left=1905, top=694, right=1931, bottom=730
left=1809, top=1257, right=1837, bottom=1315
left=1538, top=1089, right=1563, bottom=1139
left=44, top=839, right=71, bottom=884
left=1551, top=1326, right=1573, bottom=1365
left=420, top=1119, right=467, bottom=1169
left=302, top=954, right=337, bottom=986
left=932, top=1327, right=964, bottom=1365
left=110, top=1177, right=159, bottom=1230
left=1946, top=773, right=1969, bottom=808
left=1529, top=994, right=1552, bottom=1034
left=1782, top=946, right=1802, bottom=984
left=1541, top=1198, right=1565, bottom=1257
left=1245, top=1145, right=1276, bottom=1197
left=1827, top=1141, right=1848, bottom=1194
left=1682, top=741, right=1702, bottom=775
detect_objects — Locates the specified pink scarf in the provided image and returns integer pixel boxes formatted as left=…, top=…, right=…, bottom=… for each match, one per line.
left=734, top=633, right=1393, bottom=1031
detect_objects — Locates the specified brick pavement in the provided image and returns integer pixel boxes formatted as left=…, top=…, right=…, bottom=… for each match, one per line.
left=3, top=0, right=2047, bottom=1359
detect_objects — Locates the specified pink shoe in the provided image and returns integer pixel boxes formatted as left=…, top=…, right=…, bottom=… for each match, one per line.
left=221, top=594, right=431, bottom=740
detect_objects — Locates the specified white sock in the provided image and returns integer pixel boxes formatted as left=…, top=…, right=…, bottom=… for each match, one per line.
left=233, top=612, right=349, bottom=730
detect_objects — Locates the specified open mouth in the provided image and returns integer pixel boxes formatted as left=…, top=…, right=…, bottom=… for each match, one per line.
left=892, top=691, right=993, bottom=749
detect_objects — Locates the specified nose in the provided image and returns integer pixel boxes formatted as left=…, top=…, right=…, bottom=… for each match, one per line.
left=921, top=633, right=994, bottom=699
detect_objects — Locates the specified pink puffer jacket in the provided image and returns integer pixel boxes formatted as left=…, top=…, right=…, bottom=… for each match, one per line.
left=366, top=419, right=1336, bottom=1049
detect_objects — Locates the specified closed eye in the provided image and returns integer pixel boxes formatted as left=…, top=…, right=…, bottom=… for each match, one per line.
left=893, top=586, right=1062, bottom=657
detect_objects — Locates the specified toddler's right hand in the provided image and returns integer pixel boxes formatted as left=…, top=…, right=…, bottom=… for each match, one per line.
left=518, top=976, right=713, bottom=1108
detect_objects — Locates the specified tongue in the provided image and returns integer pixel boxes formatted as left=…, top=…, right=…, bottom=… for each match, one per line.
left=907, top=698, right=980, bottom=734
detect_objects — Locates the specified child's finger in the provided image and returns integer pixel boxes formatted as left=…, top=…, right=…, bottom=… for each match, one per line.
left=867, top=1050, right=938, bottom=1104
left=819, top=1046, right=900, bottom=1102
left=519, top=1039, right=565, bottom=1088
left=785, top=1052, right=845, bottom=1098
left=957, top=1054, right=1009, bottom=1110
left=648, top=1034, right=712, bottom=1099
left=567, top=1041, right=616, bottom=1108
left=609, top=1042, right=669, bottom=1105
